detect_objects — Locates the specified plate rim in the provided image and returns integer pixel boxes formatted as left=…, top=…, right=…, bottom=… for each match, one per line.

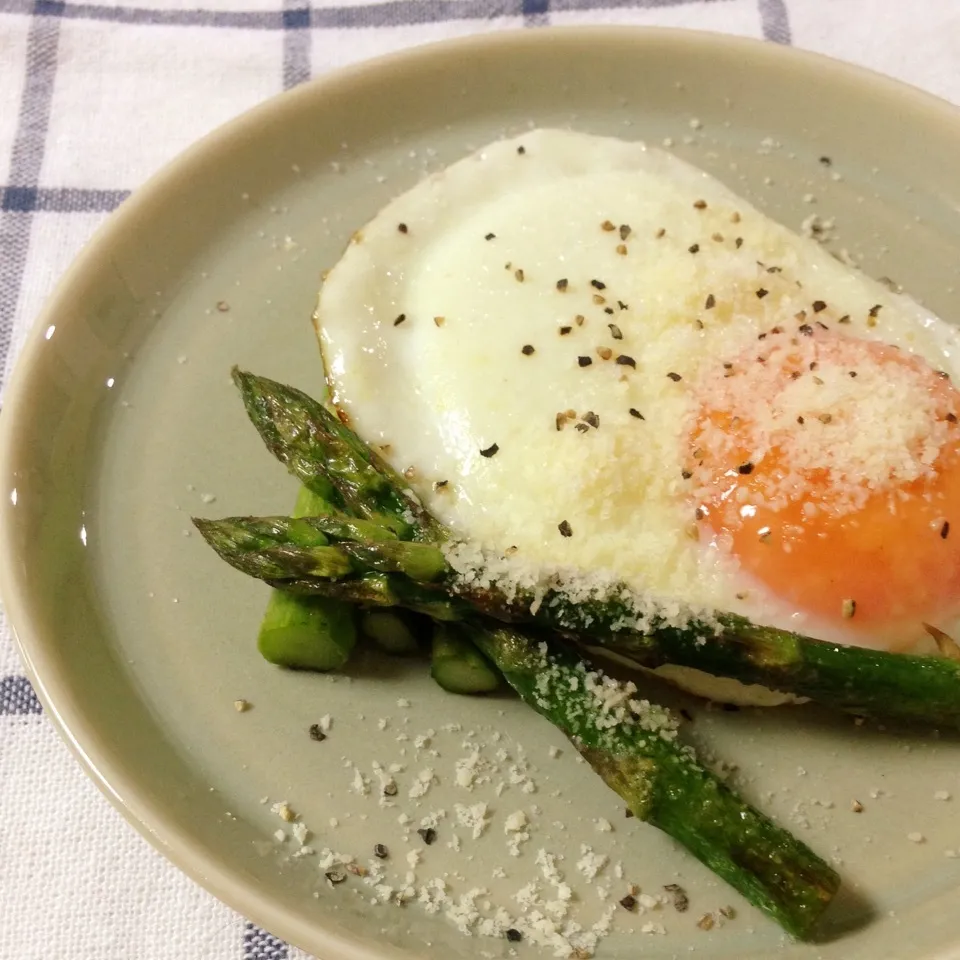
left=4, top=25, right=960, bottom=958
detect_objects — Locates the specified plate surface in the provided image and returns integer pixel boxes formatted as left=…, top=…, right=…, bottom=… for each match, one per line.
left=5, top=27, right=960, bottom=960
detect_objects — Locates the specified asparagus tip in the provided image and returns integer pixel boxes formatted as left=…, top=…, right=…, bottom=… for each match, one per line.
left=191, top=516, right=213, bottom=537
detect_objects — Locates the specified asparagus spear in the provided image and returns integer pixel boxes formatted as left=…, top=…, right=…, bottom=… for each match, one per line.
left=256, top=485, right=357, bottom=671
left=196, top=510, right=960, bottom=728
left=203, top=372, right=960, bottom=727
left=360, top=609, right=421, bottom=656
left=430, top=622, right=500, bottom=694
left=469, top=623, right=839, bottom=938
left=231, top=367, right=444, bottom=541
left=258, top=590, right=357, bottom=670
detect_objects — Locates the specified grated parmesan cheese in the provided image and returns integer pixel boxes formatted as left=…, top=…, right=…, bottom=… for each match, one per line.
left=455, top=802, right=490, bottom=840
left=504, top=810, right=528, bottom=832
left=576, top=845, right=609, bottom=882
left=408, top=768, right=437, bottom=800
left=691, top=327, right=956, bottom=519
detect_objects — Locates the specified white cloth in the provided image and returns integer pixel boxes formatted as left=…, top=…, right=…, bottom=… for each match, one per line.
left=1, top=2, right=958, bottom=957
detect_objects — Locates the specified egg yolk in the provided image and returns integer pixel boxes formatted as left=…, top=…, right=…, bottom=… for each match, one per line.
left=688, top=324, right=960, bottom=649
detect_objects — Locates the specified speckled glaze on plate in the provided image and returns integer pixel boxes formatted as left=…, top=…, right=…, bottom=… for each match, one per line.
left=4, top=27, right=960, bottom=960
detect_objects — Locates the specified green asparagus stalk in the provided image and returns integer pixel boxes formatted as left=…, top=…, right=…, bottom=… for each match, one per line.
left=194, top=515, right=447, bottom=582
left=360, top=609, right=422, bottom=656
left=256, top=485, right=357, bottom=671
left=195, top=510, right=960, bottom=727
left=231, top=367, right=444, bottom=541
left=430, top=622, right=500, bottom=694
left=258, top=590, right=357, bottom=670
left=195, top=515, right=356, bottom=580
left=469, top=623, right=839, bottom=938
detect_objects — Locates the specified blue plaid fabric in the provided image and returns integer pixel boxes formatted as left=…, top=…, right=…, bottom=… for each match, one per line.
left=0, top=1, right=956, bottom=955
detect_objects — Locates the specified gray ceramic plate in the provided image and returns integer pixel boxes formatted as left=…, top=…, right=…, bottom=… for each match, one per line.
left=4, top=27, right=960, bottom=960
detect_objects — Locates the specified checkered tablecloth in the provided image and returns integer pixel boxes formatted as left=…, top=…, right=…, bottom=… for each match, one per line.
left=2, top=2, right=960, bottom=957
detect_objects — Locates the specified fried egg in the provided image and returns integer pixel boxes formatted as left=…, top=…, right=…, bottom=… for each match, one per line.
left=316, top=128, right=960, bottom=663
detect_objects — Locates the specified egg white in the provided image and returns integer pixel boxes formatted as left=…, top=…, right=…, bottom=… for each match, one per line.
left=316, top=129, right=960, bottom=653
